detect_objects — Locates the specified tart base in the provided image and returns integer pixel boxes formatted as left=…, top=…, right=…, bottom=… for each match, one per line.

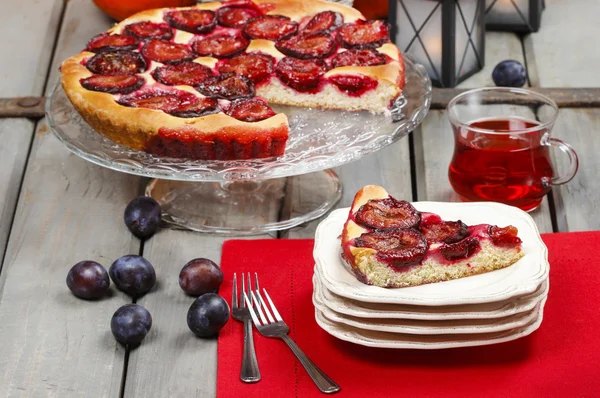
left=348, top=241, right=524, bottom=288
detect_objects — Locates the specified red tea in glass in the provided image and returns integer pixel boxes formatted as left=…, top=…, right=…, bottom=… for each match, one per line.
left=447, top=88, right=578, bottom=212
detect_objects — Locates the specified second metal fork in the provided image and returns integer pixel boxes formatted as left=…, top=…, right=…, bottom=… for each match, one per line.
left=244, top=287, right=340, bottom=394
left=232, top=273, right=261, bottom=383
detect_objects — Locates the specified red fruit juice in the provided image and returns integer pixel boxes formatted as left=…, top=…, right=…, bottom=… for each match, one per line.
left=448, top=117, right=554, bottom=211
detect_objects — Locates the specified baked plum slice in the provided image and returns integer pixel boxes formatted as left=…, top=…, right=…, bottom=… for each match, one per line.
left=421, top=220, right=469, bottom=244
left=355, top=228, right=428, bottom=269
left=275, top=33, right=336, bottom=59
left=118, top=89, right=208, bottom=116
left=192, top=34, right=249, bottom=59
left=275, top=57, right=327, bottom=92
left=165, top=9, right=216, bottom=34
left=337, top=20, right=390, bottom=49
left=226, top=98, right=276, bottom=122
left=118, top=92, right=181, bottom=112
left=81, top=74, right=145, bottom=94
left=331, top=48, right=387, bottom=68
left=170, top=97, right=219, bottom=118
left=142, top=40, right=195, bottom=64
left=302, top=11, right=343, bottom=35
left=86, top=51, right=147, bottom=75
left=355, top=197, right=421, bottom=230
left=243, top=15, right=298, bottom=41
left=217, top=53, right=275, bottom=84
left=216, top=4, right=261, bottom=28
left=124, top=21, right=173, bottom=41
left=197, top=73, right=255, bottom=100
left=488, top=225, right=522, bottom=246
left=153, top=62, right=213, bottom=86
left=440, top=237, right=480, bottom=260
left=329, top=74, right=378, bottom=97
left=87, top=33, right=138, bottom=53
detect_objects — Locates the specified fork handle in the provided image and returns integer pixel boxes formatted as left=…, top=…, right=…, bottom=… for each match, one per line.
left=241, top=319, right=261, bottom=383
left=281, top=335, right=340, bottom=394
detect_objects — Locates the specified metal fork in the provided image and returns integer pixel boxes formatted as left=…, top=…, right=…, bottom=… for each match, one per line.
left=244, top=287, right=340, bottom=394
left=232, top=273, right=261, bottom=383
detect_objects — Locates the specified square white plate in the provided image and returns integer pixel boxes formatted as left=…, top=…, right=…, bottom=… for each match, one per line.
left=314, top=265, right=549, bottom=320
left=313, top=274, right=545, bottom=335
left=314, top=202, right=549, bottom=306
left=314, top=297, right=546, bottom=349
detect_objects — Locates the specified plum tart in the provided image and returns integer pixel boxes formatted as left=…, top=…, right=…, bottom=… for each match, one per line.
left=341, top=186, right=525, bottom=288
left=60, top=0, right=405, bottom=160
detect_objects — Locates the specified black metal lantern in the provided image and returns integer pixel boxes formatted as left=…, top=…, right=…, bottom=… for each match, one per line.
left=485, top=0, right=545, bottom=33
left=389, top=0, right=486, bottom=88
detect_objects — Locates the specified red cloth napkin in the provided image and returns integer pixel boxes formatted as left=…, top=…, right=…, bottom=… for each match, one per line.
left=217, top=232, right=600, bottom=398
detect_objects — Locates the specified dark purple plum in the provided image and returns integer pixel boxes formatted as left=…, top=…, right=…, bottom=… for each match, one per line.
left=179, top=258, right=224, bottom=296
left=492, top=60, right=527, bottom=87
left=111, top=304, right=152, bottom=346
left=109, top=255, right=156, bottom=298
left=124, top=197, right=162, bottom=239
left=66, top=261, right=110, bottom=300
left=187, top=293, right=230, bottom=338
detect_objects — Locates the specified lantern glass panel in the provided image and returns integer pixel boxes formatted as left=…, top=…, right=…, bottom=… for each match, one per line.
left=486, top=0, right=531, bottom=27
left=455, top=0, right=483, bottom=80
left=395, top=0, right=443, bottom=82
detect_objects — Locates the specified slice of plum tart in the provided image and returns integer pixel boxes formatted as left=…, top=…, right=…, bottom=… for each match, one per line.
left=341, top=185, right=525, bottom=288
left=59, top=0, right=405, bottom=160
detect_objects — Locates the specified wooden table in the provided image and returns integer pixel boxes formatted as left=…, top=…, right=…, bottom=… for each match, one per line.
left=0, top=0, right=598, bottom=396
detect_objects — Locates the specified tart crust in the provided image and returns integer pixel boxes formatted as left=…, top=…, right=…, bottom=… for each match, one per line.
left=60, top=0, right=404, bottom=160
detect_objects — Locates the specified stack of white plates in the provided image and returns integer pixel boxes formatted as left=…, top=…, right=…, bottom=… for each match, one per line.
left=312, top=202, right=550, bottom=349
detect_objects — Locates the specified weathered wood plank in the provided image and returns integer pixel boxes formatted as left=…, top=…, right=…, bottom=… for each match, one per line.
left=0, top=119, right=34, bottom=263
left=414, top=32, right=554, bottom=233
left=431, top=88, right=600, bottom=110
left=524, top=0, right=600, bottom=232
left=544, top=109, right=600, bottom=232
left=0, top=97, right=46, bottom=119
left=0, top=0, right=140, bottom=396
left=124, top=231, right=227, bottom=398
left=285, top=139, right=414, bottom=238
left=524, top=0, right=600, bottom=88
left=0, top=0, right=65, bottom=263
left=0, top=0, right=65, bottom=97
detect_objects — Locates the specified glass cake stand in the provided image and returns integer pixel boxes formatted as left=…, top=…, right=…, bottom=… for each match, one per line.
left=46, top=54, right=432, bottom=235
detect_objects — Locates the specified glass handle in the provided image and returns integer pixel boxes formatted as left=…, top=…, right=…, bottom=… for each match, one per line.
left=547, top=137, right=579, bottom=186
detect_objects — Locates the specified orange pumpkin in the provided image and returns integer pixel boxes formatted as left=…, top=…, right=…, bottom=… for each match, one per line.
left=353, top=0, right=388, bottom=20
left=92, top=0, right=198, bottom=21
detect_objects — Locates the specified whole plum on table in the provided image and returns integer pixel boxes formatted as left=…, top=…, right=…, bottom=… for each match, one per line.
left=124, top=196, right=162, bottom=239
left=179, top=258, right=224, bottom=296
left=111, top=304, right=152, bottom=346
left=492, top=60, right=527, bottom=87
left=187, top=293, right=230, bottom=338
left=109, top=255, right=156, bottom=298
left=66, top=261, right=110, bottom=300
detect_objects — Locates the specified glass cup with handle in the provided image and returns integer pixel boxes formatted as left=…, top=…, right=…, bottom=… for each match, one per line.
left=447, top=87, right=578, bottom=212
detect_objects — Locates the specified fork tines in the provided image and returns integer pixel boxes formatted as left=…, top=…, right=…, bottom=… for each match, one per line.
left=233, top=272, right=259, bottom=309
left=244, top=287, right=282, bottom=326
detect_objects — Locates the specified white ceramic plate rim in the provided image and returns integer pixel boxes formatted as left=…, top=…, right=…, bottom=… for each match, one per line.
left=313, top=275, right=544, bottom=334
left=314, top=265, right=549, bottom=320
left=314, top=297, right=547, bottom=349
left=314, top=203, right=550, bottom=305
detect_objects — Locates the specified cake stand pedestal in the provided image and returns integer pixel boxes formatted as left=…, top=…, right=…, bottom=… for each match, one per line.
left=145, top=170, right=340, bottom=234
left=47, top=54, right=431, bottom=235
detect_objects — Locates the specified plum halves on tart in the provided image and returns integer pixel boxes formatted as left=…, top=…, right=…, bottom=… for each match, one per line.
left=341, top=185, right=525, bottom=288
